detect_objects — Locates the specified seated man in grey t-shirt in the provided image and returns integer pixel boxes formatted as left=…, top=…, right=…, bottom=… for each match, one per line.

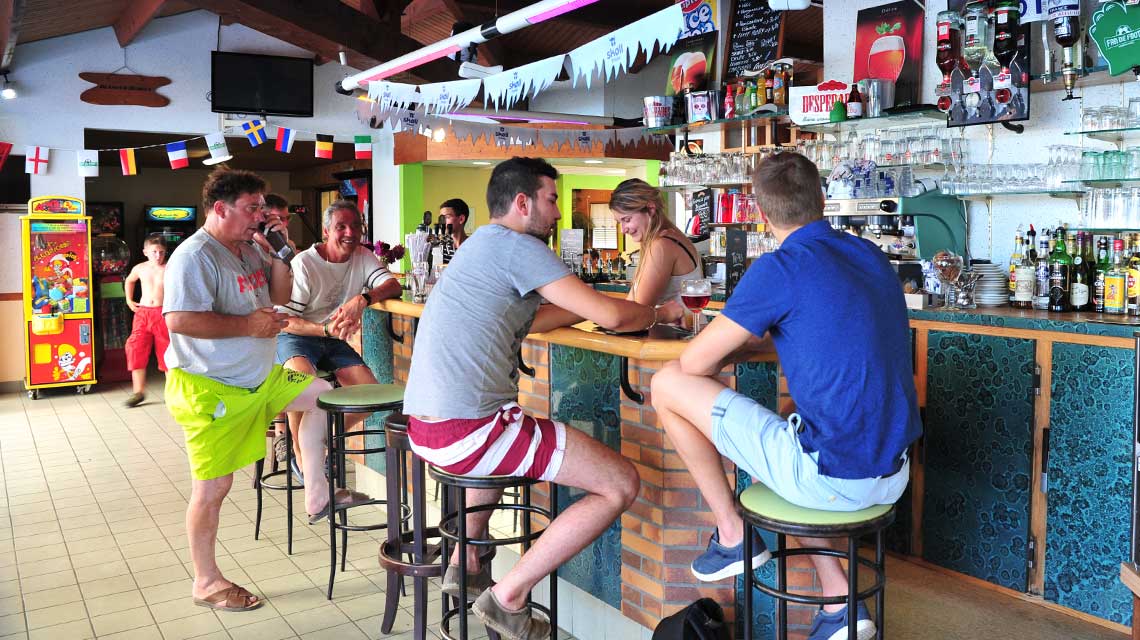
left=404, top=158, right=681, bottom=639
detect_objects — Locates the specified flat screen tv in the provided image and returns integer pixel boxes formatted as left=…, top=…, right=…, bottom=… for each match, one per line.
left=211, top=51, right=314, bottom=117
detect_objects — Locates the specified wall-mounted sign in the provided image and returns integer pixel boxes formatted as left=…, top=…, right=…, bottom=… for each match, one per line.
left=853, top=1, right=925, bottom=108
left=789, top=79, right=851, bottom=126
left=1089, top=1, right=1140, bottom=76
left=78, top=73, right=171, bottom=108
left=679, top=0, right=717, bottom=38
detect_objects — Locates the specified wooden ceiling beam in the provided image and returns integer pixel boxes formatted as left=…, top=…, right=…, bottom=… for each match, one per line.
left=113, top=0, right=166, bottom=47
left=0, top=0, right=25, bottom=72
left=186, top=0, right=458, bottom=83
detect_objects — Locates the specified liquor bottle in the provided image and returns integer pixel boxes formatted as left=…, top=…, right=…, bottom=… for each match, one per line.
left=1008, top=226, right=1024, bottom=302
left=735, top=82, right=746, bottom=115
left=723, top=83, right=736, bottom=119
left=746, top=81, right=758, bottom=112
left=1049, top=0, right=1081, bottom=100
left=847, top=82, right=864, bottom=119
left=1095, top=236, right=1111, bottom=313
left=1034, top=238, right=1051, bottom=310
left=1048, top=229, right=1072, bottom=312
left=992, top=0, right=1021, bottom=105
left=1070, top=232, right=1091, bottom=311
left=763, top=68, right=774, bottom=104
left=1013, top=250, right=1035, bottom=309
left=1106, top=239, right=1129, bottom=315
left=1026, top=224, right=1037, bottom=262
left=1129, top=235, right=1140, bottom=315
left=936, top=10, right=965, bottom=86
left=773, top=65, right=787, bottom=107
left=963, top=1, right=992, bottom=78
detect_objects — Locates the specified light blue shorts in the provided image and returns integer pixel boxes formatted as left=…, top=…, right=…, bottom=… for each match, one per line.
left=711, top=388, right=909, bottom=512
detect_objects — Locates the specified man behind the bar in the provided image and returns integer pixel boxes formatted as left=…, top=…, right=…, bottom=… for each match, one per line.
left=404, top=157, right=680, bottom=639
left=163, top=168, right=366, bottom=612
left=439, top=197, right=469, bottom=263
left=650, top=152, right=919, bottom=640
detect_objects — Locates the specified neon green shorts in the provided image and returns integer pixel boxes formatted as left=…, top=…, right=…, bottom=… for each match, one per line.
left=166, top=365, right=314, bottom=480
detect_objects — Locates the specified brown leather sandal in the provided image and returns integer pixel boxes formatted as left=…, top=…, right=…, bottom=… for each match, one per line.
left=192, top=584, right=263, bottom=611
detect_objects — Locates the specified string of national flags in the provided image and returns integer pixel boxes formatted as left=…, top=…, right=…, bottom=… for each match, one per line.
left=0, top=120, right=374, bottom=177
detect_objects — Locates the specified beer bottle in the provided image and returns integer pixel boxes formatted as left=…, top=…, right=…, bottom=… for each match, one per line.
left=1094, top=236, right=1110, bottom=313
left=1008, top=227, right=1024, bottom=303
left=847, top=82, right=864, bottom=119
left=1048, top=228, right=1072, bottom=312
left=763, top=68, right=774, bottom=104
left=1070, top=232, right=1091, bottom=311
left=1106, top=239, right=1128, bottom=315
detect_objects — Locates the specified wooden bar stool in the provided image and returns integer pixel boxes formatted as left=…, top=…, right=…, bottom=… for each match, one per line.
left=740, top=482, right=894, bottom=640
left=430, top=466, right=558, bottom=640
left=316, top=383, right=407, bottom=599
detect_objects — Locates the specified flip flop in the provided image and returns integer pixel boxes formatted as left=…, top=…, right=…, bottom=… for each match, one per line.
left=308, top=488, right=373, bottom=524
left=192, top=584, right=262, bottom=611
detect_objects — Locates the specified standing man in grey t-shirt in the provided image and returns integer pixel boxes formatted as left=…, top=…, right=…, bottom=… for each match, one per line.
left=163, top=168, right=370, bottom=613
left=404, top=157, right=681, bottom=639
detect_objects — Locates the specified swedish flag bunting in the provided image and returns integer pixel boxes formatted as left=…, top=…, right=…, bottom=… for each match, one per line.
left=25, top=146, right=49, bottom=175
left=275, top=126, right=295, bottom=153
left=243, top=120, right=267, bottom=147
left=166, top=141, right=189, bottom=170
left=354, top=135, right=372, bottom=160
left=119, top=148, right=138, bottom=175
left=315, top=134, right=334, bottom=159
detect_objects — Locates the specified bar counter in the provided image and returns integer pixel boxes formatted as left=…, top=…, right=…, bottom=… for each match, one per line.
left=359, top=295, right=1136, bottom=638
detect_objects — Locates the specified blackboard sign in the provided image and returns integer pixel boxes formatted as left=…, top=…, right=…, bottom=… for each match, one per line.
left=724, top=0, right=784, bottom=80
left=725, top=228, right=748, bottom=298
left=690, top=188, right=713, bottom=239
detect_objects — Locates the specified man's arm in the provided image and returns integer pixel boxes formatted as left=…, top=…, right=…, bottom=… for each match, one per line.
left=166, top=308, right=286, bottom=339
left=267, top=259, right=293, bottom=306
left=534, top=274, right=657, bottom=333
left=123, top=264, right=141, bottom=311
left=678, top=314, right=765, bottom=376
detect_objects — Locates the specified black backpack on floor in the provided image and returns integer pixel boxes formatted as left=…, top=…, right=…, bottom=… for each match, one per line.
left=652, top=597, right=731, bottom=640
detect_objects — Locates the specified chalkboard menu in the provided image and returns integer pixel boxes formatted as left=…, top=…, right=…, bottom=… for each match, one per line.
left=690, top=188, right=713, bottom=239
left=724, top=0, right=784, bottom=80
left=725, top=228, right=748, bottom=298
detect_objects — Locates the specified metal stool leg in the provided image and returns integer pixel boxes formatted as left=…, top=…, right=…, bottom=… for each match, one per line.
left=338, top=415, right=349, bottom=573
left=326, top=411, right=339, bottom=600
left=876, top=530, right=885, bottom=640
left=848, top=536, right=858, bottom=640
left=743, top=521, right=754, bottom=640
left=548, top=483, right=559, bottom=639
left=778, top=532, right=788, bottom=640
left=253, top=458, right=264, bottom=540
left=457, top=487, right=469, bottom=640
left=381, top=441, right=402, bottom=634
left=412, top=452, right=429, bottom=640
left=284, top=423, right=294, bottom=555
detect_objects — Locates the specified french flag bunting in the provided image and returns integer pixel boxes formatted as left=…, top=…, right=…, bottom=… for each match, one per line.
left=354, top=135, right=372, bottom=160
left=275, top=126, right=295, bottom=153
left=166, top=141, right=189, bottom=170
left=25, top=146, right=49, bottom=175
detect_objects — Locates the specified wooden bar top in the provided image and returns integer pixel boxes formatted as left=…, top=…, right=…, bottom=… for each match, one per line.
left=369, top=298, right=773, bottom=362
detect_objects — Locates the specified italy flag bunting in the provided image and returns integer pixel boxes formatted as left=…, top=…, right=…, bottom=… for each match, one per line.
left=315, top=134, right=334, bottom=159
left=354, top=135, right=372, bottom=160
left=243, top=120, right=267, bottom=147
left=275, top=126, right=295, bottom=153
left=166, top=141, right=189, bottom=169
left=120, top=148, right=138, bottom=175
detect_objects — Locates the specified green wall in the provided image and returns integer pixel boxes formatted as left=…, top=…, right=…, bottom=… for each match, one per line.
left=398, top=164, right=423, bottom=273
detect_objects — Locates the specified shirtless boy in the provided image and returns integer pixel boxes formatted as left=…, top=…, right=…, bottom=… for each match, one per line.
left=123, top=236, right=170, bottom=407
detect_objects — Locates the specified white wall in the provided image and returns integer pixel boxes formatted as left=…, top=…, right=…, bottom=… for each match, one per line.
left=824, top=0, right=1137, bottom=261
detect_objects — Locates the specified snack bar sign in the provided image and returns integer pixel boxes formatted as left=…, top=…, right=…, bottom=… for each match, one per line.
left=789, top=80, right=850, bottom=126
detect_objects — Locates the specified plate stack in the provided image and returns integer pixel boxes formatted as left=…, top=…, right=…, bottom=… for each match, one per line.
left=973, top=264, right=1010, bottom=307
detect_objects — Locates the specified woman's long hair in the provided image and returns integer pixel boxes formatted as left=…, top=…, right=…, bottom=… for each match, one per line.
left=610, top=178, right=679, bottom=294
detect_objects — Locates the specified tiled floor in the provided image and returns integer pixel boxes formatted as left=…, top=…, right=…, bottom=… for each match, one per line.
left=0, top=378, right=526, bottom=640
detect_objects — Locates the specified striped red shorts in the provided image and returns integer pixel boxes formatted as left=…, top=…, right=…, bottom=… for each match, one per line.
left=407, top=403, right=567, bottom=482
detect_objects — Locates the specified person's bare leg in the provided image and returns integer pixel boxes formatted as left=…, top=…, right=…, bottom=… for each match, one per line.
left=283, top=356, right=318, bottom=468
left=283, top=377, right=337, bottom=515
left=448, top=487, right=504, bottom=571
left=489, top=427, right=639, bottom=611
left=130, top=368, right=147, bottom=395
left=798, top=536, right=850, bottom=613
left=187, top=473, right=255, bottom=601
left=650, top=361, right=744, bottom=544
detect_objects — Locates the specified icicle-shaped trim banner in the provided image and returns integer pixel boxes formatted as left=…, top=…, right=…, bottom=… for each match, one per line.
left=567, top=4, right=684, bottom=89
left=481, top=55, right=567, bottom=111
left=368, top=81, right=420, bottom=126
left=417, top=78, right=482, bottom=116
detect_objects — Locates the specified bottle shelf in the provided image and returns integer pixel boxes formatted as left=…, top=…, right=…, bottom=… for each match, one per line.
left=646, top=110, right=788, bottom=136
left=708, top=222, right=759, bottom=228
left=660, top=181, right=751, bottom=191
left=796, top=107, right=945, bottom=135
left=1063, top=125, right=1140, bottom=144
left=1062, top=178, right=1140, bottom=187
left=953, top=190, right=1086, bottom=201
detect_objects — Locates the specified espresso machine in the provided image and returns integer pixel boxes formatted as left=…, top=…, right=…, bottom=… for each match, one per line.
left=823, top=191, right=966, bottom=259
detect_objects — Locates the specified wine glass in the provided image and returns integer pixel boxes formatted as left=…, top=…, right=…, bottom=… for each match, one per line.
left=681, top=279, right=713, bottom=333
left=932, top=252, right=964, bottom=310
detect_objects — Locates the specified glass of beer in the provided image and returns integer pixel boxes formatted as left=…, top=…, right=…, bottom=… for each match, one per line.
left=681, top=278, right=713, bottom=333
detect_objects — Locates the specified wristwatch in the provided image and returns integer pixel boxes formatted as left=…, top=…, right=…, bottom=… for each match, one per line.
left=360, top=291, right=373, bottom=305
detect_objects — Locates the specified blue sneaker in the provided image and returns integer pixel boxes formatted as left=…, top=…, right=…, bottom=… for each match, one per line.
left=808, top=602, right=875, bottom=640
left=690, top=529, right=771, bottom=581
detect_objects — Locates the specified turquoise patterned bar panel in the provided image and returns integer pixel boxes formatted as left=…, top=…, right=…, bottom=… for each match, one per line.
left=549, top=344, right=622, bottom=609
left=1046, top=343, right=1133, bottom=626
left=923, top=331, right=1034, bottom=591
left=734, top=361, right=779, bottom=639
left=361, top=308, right=395, bottom=473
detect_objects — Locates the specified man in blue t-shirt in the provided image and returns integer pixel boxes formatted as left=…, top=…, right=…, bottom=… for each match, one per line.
left=651, top=152, right=920, bottom=640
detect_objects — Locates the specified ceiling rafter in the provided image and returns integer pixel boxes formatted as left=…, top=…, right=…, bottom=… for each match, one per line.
left=0, top=0, right=25, bottom=71
left=185, top=0, right=458, bottom=83
left=113, top=0, right=166, bottom=47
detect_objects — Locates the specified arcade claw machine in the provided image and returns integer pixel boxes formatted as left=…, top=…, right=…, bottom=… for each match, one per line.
left=22, top=195, right=97, bottom=398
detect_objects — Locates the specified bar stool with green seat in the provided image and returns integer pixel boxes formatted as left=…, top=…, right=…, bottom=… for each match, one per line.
left=315, top=382, right=408, bottom=599
left=739, top=481, right=894, bottom=640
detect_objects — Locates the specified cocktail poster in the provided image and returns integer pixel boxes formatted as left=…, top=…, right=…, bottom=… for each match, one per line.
left=852, top=1, right=925, bottom=107
left=665, top=31, right=717, bottom=96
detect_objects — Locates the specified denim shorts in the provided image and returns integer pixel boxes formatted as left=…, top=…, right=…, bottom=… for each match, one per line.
left=275, top=333, right=366, bottom=372
left=710, top=388, right=909, bottom=512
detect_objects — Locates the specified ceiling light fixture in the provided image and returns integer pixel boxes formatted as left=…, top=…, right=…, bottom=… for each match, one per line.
left=337, top=0, right=603, bottom=93
left=1, top=74, right=16, bottom=100
left=472, top=161, right=492, bottom=166
left=583, top=159, right=604, bottom=164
